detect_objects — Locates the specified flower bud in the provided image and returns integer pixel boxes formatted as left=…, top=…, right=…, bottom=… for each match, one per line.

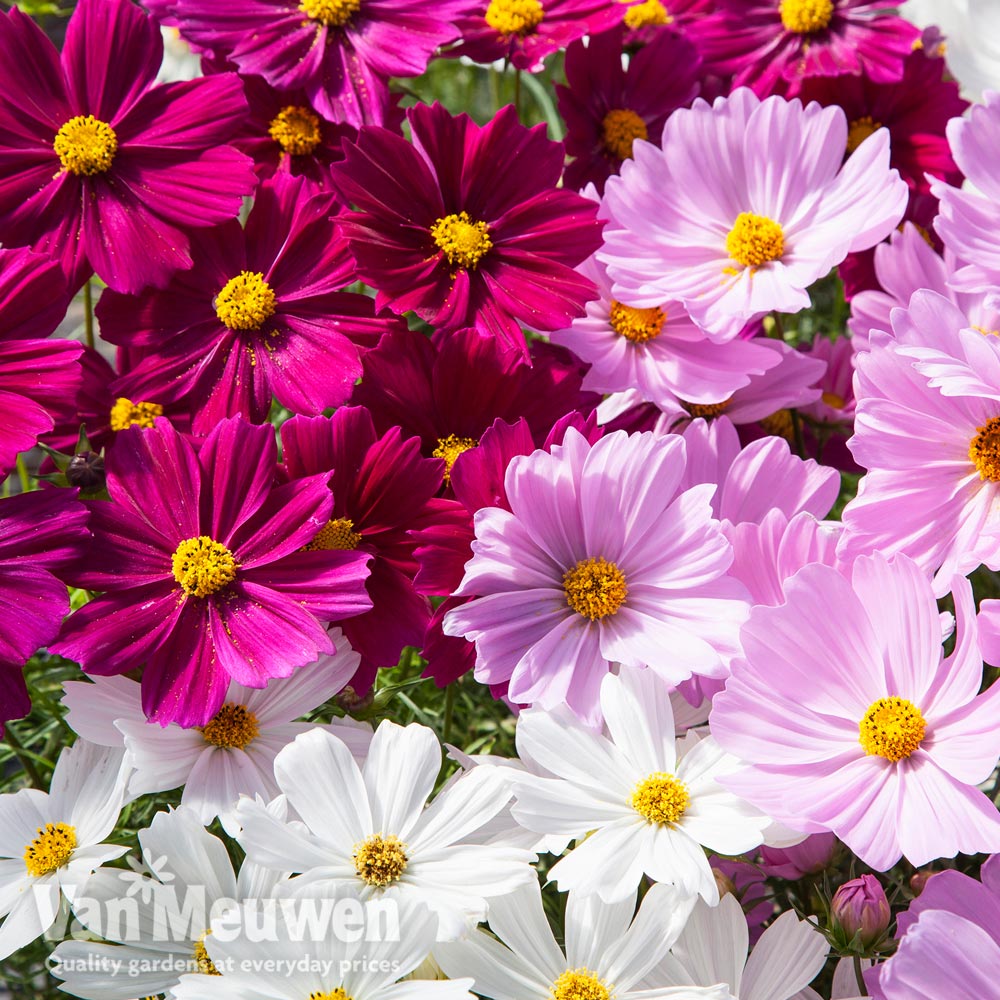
left=712, top=867, right=738, bottom=900
left=831, top=874, right=890, bottom=948
left=66, top=451, right=105, bottom=491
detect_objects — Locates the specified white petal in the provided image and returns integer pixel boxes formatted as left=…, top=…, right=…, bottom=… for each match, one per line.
left=740, top=911, right=828, bottom=1000
left=600, top=667, right=679, bottom=774
left=364, top=721, right=442, bottom=839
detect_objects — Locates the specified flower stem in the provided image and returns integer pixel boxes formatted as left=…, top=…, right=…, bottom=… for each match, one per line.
left=2, top=725, right=45, bottom=789
left=83, top=279, right=94, bottom=351
left=853, top=954, right=868, bottom=996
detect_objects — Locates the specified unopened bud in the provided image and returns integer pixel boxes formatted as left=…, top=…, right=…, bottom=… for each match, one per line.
left=712, top=867, right=737, bottom=900
left=909, top=870, right=935, bottom=897
left=66, top=452, right=105, bottom=491
left=831, top=875, right=890, bottom=949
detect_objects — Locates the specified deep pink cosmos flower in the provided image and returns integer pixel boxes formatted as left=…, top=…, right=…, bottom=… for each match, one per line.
left=451, top=0, right=621, bottom=72
left=599, top=89, right=909, bottom=340
left=281, top=407, right=457, bottom=693
left=97, top=173, right=405, bottom=435
left=557, top=25, right=700, bottom=194
left=351, top=327, right=598, bottom=484
left=0, top=248, right=81, bottom=478
left=712, top=554, right=1000, bottom=871
left=0, top=489, right=88, bottom=731
left=331, top=103, right=603, bottom=357
left=168, top=0, right=468, bottom=127
left=690, top=0, right=920, bottom=96
left=0, top=0, right=255, bottom=294
left=52, top=418, right=372, bottom=726
left=443, top=427, right=749, bottom=723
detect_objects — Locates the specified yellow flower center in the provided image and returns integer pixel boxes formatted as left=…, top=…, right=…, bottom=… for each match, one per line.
left=551, top=970, right=610, bottom=1000
left=433, top=434, right=479, bottom=485
left=305, top=517, right=363, bottom=551
left=858, top=697, right=926, bottom=762
left=109, top=397, right=164, bottom=432
left=171, top=536, right=238, bottom=598
left=779, top=0, right=834, bottom=33
left=485, top=0, right=544, bottom=35
left=299, top=0, right=361, bottom=27
left=630, top=772, right=690, bottom=824
left=726, top=212, right=785, bottom=270
left=193, top=932, right=221, bottom=976
left=215, top=271, right=278, bottom=331
left=609, top=300, right=665, bottom=344
left=54, top=115, right=118, bottom=176
left=821, top=390, right=846, bottom=409
left=846, top=116, right=882, bottom=154
left=201, top=703, right=259, bottom=750
left=311, top=992, right=353, bottom=1000
left=601, top=109, right=648, bottom=161
left=623, top=0, right=671, bottom=29
left=24, top=822, right=77, bottom=878
left=970, top=416, right=1000, bottom=481
left=563, top=557, right=628, bottom=620
left=430, top=212, right=493, bottom=270
left=353, top=834, right=408, bottom=887
left=974, top=326, right=1000, bottom=338
left=683, top=398, right=732, bottom=418
left=760, top=408, right=795, bottom=439
left=268, top=105, right=323, bottom=155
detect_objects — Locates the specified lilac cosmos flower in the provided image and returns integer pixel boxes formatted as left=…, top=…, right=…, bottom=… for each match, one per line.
left=0, top=0, right=255, bottom=293
left=97, top=173, right=405, bottom=435
left=332, top=103, right=603, bottom=357
left=52, top=417, right=372, bottom=727
left=0, top=248, right=81, bottom=478
left=600, top=88, right=908, bottom=340
left=712, top=553, right=1000, bottom=871
left=443, top=427, right=749, bottom=723
left=168, top=0, right=469, bottom=127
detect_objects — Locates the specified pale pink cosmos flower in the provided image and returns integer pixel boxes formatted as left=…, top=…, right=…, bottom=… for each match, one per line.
left=711, top=553, right=1000, bottom=871
left=599, top=88, right=908, bottom=339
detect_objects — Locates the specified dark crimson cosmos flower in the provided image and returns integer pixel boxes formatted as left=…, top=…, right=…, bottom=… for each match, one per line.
left=0, top=489, right=89, bottom=731
left=52, top=417, right=373, bottom=727
left=331, top=102, right=603, bottom=357
left=0, top=248, right=81, bottom=478
left=557, top=25, right=700, bottom=194
left=797, top=49, right=968, bottom=196
left=451, top=0, right=622, bottom=71
left=97, top=173, right=406, bottom=436
left=690, top=0, right=921, bottom=96
left=167, top=0, right=470, bottom=127
left=0, top=0, right=256, bottom=294
left=350, top=327, right=599, bottom=486
left=617, top=0, right=714, bottom=45
left=282, top=407, right=457, bottom=692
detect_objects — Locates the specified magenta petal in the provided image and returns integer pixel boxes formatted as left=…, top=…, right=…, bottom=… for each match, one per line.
left=0, top=564, right=70, bottom=665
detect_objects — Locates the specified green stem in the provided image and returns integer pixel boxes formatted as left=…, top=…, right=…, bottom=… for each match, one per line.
left=853, top=954, right=868, bottom=996
left=15, top=454, right=29, bottom=495
left=83, top=279, right=95, bottom=351
left=442, top=682, right=457, bottom=746
left=2, top=726, right=45, bottom=789
left=514, top=68, right=522, bottom=118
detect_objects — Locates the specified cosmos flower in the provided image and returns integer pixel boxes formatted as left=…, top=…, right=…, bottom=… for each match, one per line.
left=0, top=247, right=81, bottom=478
left=556, top=24, right=700, bottom=194
left=331, top=102, right=603, bottom=357
left=51, top=417, right=373, bottom=727
left=168, top=0, right=469, bottom=127
left=0, top=0, right=255, bottom=293
left=442, top=427, right=749, bottom=721
left=712, top=553, right=1000, bottom=870
left=599, top=88, right=909, bottom=339
left=98, top=173, right=404, bottom=435
left=690, top=0, right=920, bottom=96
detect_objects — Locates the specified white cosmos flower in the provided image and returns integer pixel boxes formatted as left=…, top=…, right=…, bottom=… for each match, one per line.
left=510, top=666, right=771, bottom=904
left=0, top=740, right=129, bottom=959
left=643, top=894, right=829, bottom=1000
left=62, top=631, right=372, bottom=834
left=434, top=879, right=730, bottom=1000
left=236, top=721, right=536, bottom=940
left=50, top=804, right=286, bottom=1000
left=171, top=895, right=473, bottom=1000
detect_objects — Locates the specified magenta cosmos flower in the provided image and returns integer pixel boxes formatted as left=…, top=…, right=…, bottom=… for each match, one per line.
left=451, top=0, right=621, bottom=72
left=97, top=173, right=405, bottom=435
left=841, top=290, right=1000, bottom=585
left=0, top=489, right=88, bottom=731
left=690, top=0, right=920, bottom=96
left=169, top=0, right=468, bottom=127
left=443, top=427, right=749, bottom=723
left=281, top=407, right=457, bottom=692
left=0, top=0, right=255, bottom=294
left=557, top=24, right=701, bottom=194
left=332, top=102, right=603, bottom=357
left=599, top=89, right=909, bottom=339
left=52, top=417, right=372, bottom=727
left=0, top=248, right=81, bottom=478
left=712, top=553, right=1000, bottom=871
